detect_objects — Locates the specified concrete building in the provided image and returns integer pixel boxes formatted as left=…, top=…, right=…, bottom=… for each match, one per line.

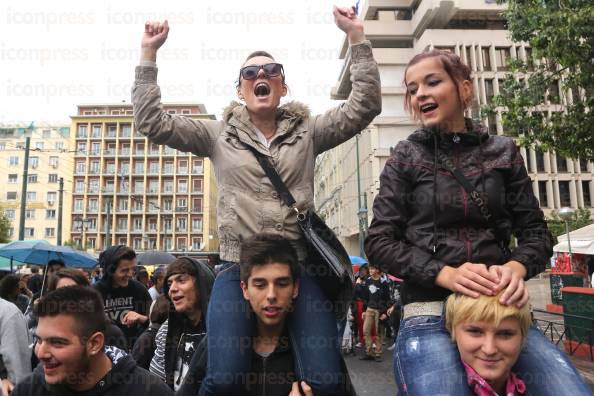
left=315, top=0, right=593, bottom=255
left=0, top=124, right=72, bottom=244
left=69, top=103, right=219, bottom=254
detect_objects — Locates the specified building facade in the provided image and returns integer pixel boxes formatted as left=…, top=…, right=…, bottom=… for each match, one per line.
left=0, top=124, right=72, bottom=244
left=69, top=103, right=219, bottom=254
left=315, top=0, right=593, bottom=255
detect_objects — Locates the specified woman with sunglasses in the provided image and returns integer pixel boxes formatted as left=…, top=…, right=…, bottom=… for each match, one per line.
left=133, top=6, right=380, bottom=395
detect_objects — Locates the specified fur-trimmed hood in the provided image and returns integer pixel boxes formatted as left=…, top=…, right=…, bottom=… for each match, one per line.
left=222, top=100, right=311, bottom=123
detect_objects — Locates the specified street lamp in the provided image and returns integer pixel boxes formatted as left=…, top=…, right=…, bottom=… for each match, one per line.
left=558, top=207, right=575, bottom=269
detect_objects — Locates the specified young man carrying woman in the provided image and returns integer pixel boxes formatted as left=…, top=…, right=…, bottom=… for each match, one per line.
left=365, top=50, right=591, bottom=395
left=132, top=6, right=381, bottom=395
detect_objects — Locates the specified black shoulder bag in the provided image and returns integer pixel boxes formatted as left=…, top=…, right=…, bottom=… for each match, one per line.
left=438, top=151, right=511, bottom=259
left=245, top=146, right=354, bottom=321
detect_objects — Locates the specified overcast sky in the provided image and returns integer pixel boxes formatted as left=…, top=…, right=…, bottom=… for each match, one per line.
left=0, top=0, right=354, bottom=124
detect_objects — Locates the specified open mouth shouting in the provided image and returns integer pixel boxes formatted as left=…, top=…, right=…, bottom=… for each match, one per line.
left=254, top=82, right=271, bottom=99
left=262, top=305, right=282, bottom=319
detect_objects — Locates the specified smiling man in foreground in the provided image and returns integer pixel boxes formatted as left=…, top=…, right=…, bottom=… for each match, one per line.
left=10, top=286, right=172, bottom=396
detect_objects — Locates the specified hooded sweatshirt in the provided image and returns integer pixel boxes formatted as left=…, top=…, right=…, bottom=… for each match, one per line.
left=10, top=346, right=173, bottom=396
left=94, top=246, right=152, bottom=349
left=149, top=257, right=215, bottom=390
left=0, top=297, right=31, bottom=383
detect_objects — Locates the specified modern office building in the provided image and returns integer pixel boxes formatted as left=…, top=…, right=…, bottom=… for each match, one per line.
left=69, top=103, right=219, bottom=254
left=0, top=124, right=72, bottom=244
left=315, top=0, right=593, bottom=254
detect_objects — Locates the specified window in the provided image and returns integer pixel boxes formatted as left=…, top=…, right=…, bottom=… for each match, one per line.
left=192, top=237, right=203, bottom=250
left=163, top=180, right=173, bottom=193
left=75, top=180, right=85, bottom=193
left=133, top=238, right=142, bottom=250
left=45, top=228, right=55, bottom=238
left=25, top=228, right=35, bottom=237
left=77, top=142, right=86, bottom=153
left=177, top=198, right=187, bottom=209
left=192, top=217, right=203, bottom=231
left=579, top=159, right=588, bottom=173
left=6, top=191, right=17, bottom=200
left=8, top=174, right=17, bottom=183
left=29, top=157, right=39, bottom=168
left=163, top=218, right=172, bottom=231
left=148, top=219, right=157, bottom=231
left=178, top=179, right=188, bottom=193
left=134, top=180, right=144, bottom=193
left=134, top=199, right=143, bottom=212
left=484, top=79, right=494, bottom=104
left=535, top=150, right=545, bottom=172
left=117, top=218, right=127, bottom=231
left=192, top=179, right=203, bottom=193
left=149, top=161, right=159, bottom=174
left=47, top=192, right=57, bottom=204
left=49, top=157, right=59, bottom=168
left=538, top=181, right=549, bottom=207
left=5, top=209, right=15, bottom=220
left=88, top=199, right=98, bottom=211
left=583, top=181, right=592, bottom=207
left=121, top=125, right=131, bottom=137
left=77, top=125, right=88, bottom=137
left=192, top=198, right=203, bottom=212
left=163, top=199, right=173, bottom=211
left=0, top=143, right=5, bottom=151
left=88, top=238, right=96, bottom=249
left=523, top=47, right=534, bottom=71
left=54, top=142, right=64, bottom=151
left=118, top=198, right=128, bottom=211
left=487, top=113, right=497, bottom=135
left=91, top=125, right=101, bottom=138
left=148, top=180, right=159, bottom=194
left=134, top=162, right=144, bottom=174
left=106, top=162, right=116, bottom=175
left=548, top=81, right=560, bottom=104
left=164, top=237, right=172, bottom=250
left=7, top=228, right=14, bottom=238
left=133, top=218, right=143, bottom=231
left=556, top=154, right=567, bottom=172
left=48, top=174, right=58, bottom=183
left=192, top=159, right=203, bottom=174
left=9, top=156, right=19, bottom=166
left=90, top=161, right=100, bottom=174
left=178, top=160, right=188, bottom=173
left=135, top=143, right=145, bottom=155
left=28, top=174, right=38, bottom=183
left=35, top=142, right=44, bottom=150
left=74, top=199, right=84, bottom=211
left=46, top=209, right=56, bottom=219
left=177, top=237, right=187, bottom=250
left=25, top=209, right=35, bottom=219
left=558, top=181, right=571, bottom=207
left=26, top=192, right=37, bottom=201
left=495, top=47, right=511, bottom=71
left=164, top=162, right=174, bottom=174
left=91, top=142, right=100, bottom=155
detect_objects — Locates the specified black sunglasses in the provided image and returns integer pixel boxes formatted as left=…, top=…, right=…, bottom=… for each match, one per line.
left=238, top=63, right=284, bottom=82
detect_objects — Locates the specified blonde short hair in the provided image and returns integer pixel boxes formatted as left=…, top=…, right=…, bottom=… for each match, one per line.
left=445, top=291, right=532, bottom=341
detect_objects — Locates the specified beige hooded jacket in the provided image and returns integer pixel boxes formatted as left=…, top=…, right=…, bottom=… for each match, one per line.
left=132, top=41, right=381, bottom=262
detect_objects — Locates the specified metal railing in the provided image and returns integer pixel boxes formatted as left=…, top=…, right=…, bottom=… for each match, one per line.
left=532, top=308, right=594, bottom=361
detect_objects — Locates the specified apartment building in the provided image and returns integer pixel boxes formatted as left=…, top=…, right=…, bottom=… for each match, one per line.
left=0, top=124, right=72, bottom=244
left=315, top=0, right=593, bottom=254
left=69, top=103, right=219, bottom=254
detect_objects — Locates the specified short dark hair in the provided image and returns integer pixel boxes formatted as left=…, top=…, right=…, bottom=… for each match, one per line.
left=0, top=274, right=20, bottom=299
left=47, top=268, right=90, bottom=292
left=239, top=234, right=300, bottom=283
left=34, top=286, right=107, bottom=340
left=150, top=295, right=170, bottom=324
left=113, top=246, right=136, bottom=268
left=31, top=266, right=40, bottom=274
left=243, top=50, right=275, bottom=65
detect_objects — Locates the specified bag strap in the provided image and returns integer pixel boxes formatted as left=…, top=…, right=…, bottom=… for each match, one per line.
left=241, top=143, right=297, bottom=210
left=437, top=151, right=508, bottom=245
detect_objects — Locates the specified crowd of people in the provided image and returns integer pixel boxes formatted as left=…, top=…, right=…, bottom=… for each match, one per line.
left=0, top=4, right=592, bottom=396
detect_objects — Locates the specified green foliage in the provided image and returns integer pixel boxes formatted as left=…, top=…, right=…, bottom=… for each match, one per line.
left=0, top=210, right=11, bottom=243
left=546, top=208, right=593, bottom=243
left=488, top=0, right=594, bottom=161
left=63, top=240, right=88, bottom=251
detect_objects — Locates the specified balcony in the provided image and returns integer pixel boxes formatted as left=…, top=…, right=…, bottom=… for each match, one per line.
left=175, top=207, right=187, bottom=213
left=104, top=150, right=116, bottom=157
left=178, top=168, right=189, bottom=174
left=147, top=188, right=159, bottom=194
left=176, top=227, right=187, bottom=233
left=120, top=149, right=130, bottom=156
left=191, top=207, right=202, bottom=213
left=134, top=151, right=145, bottom=157
left=192, top=167, right=204, bottom=175
left=148, top=151, right=160, bottom=157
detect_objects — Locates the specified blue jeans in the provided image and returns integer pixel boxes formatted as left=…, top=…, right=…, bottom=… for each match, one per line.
left=394, top=315, right=593, bottom=396
left=198, top=264, right=341, bottom=396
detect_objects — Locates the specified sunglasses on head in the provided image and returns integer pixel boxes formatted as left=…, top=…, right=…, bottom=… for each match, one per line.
left=239, top=63, right=284, bottom=81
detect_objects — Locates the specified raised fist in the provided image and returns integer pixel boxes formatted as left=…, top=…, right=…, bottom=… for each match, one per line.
left=141, top=20, right=169, bottom=51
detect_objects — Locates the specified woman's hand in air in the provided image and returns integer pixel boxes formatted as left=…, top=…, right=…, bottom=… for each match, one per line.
left=489, top=261, right=530, bottom=308
left=332, top=5, right=365, bottom=44
left=436, top=263, right=499, bottom=298
left=140, top=20, right=169, bottom=61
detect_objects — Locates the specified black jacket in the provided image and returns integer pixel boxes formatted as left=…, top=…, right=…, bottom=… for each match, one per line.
left=365, top=121, right=553, bottom=305
left=360, top=276, right=391, bottom=312
left=11, top=346, right=173, bottom=396
left=131, top=323, right=161, bottom=370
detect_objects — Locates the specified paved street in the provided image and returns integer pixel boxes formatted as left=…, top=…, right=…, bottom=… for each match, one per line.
left=345, top=274, right=594, bottom=394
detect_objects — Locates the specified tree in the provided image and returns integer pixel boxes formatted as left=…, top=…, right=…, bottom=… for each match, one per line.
left=546, top=208, right=593, bottom=243
left=487, top=1, right=594, bottom=161
left=63, top=240, right=88, bottom=251
left=0, top=210, right=11, bottom=243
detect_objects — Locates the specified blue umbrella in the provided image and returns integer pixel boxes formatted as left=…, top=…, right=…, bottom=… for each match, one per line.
left=0, top=240, right=97, bottom=269
left=349, top=255, right=368, bottom=265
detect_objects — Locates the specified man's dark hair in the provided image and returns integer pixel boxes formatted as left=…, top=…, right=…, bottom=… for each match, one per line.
left=113, top=246, right=136, bottom=268
left=47, top=268, right=90, bottom=292
left=0, top=274, right=20, bottom=299
left=34, top=286, right=107, bottom=340
left=243, top=50, right=275, bottom=64
left=239, top=234, right=300, bottom=283
left=31, top=266, right=40, bottom=274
